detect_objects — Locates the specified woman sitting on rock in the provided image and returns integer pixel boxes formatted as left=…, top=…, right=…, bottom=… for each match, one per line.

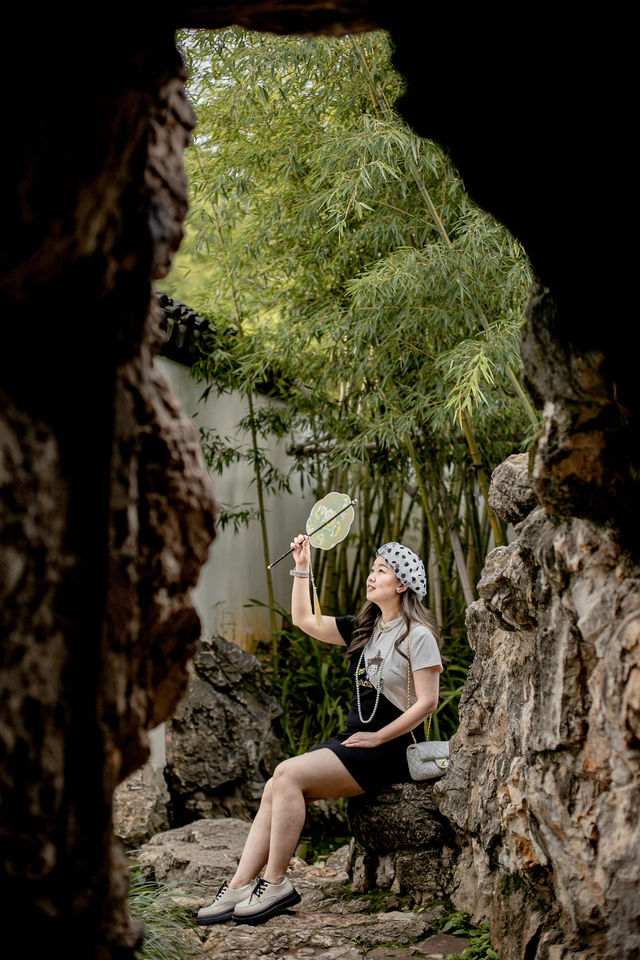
left=197, top=536, right=442, bottom=926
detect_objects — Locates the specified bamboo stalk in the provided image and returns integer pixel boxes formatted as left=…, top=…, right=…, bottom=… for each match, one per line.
left=479, top=482, right=492, bottom=555
left=360, top=463, right=372, bottom=586
left=467, top=515, right=477, bottom=592
left=246, top=391, right=278, bottom=644
left=435, top=471, right=476, bottom=607
left=477, top=313, right=539, bottom=429
left=382, top=486, right=392, bottom=543
left=392, top=484, right=404, bottom=541
left=347, top=538, right=361, bottom=611
left=429, top=540, right=443, bottom=629
left=350, top=37, right=383, bottom=121
left=320, top=482, right=347, bottom=612
left=337, top=540, right=349, bottom=613
left=469, top=469, right=483, bottom=572
left=399, top=486, right=419, bottom=540
left=460, top=411, right=504, bottom=547
left=404, top=436, right=451, bottom=592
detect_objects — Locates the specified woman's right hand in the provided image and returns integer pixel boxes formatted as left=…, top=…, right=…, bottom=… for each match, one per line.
left=291, top=534, right=310, bottom=570
left=289, top=532, right=344, bottom=646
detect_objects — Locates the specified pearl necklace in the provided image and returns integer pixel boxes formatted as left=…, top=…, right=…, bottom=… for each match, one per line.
left=354, top=617, right=403, bottom=724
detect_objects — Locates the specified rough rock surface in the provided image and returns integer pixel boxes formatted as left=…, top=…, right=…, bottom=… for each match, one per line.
left=521, top=286, right=636, bottom=537
left=488, top=453, right=538, bottom=526
left=165, top=636, right=283, bottom=820
left=113, top=762, right=171, bottom=847
left=135, top=818, right=252, bottom=888
left=436, top=451, right=640, bottom=960
left=135, top=819, right=467, bottom=959
left=0, top=32, right=217, bottom=957
left=346, top=782, right=458, bottom=905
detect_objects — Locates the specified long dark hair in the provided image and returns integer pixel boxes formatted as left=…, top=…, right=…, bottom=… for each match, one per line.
left=349, top=590, right=443, bottom=664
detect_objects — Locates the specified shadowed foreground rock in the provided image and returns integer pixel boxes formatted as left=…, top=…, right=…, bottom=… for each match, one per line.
left=436, top=452, right=640, bottom=960
left=0, top=22, right=217, bottom=956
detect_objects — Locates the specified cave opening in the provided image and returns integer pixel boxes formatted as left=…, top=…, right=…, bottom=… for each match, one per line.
left=1, top=5, right=637, bottom=960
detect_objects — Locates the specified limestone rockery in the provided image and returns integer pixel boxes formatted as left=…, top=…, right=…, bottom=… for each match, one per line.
left=436, top=453, right=640, bottom=960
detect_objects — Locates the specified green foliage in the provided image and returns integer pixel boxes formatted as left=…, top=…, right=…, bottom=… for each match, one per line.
left=127, top=870, right=204, bottom=960
left=160, top=26, right=540, bottom=738
left=448, top=926, right=498, bottom=960
left=433, top=911, right=499, bottom=960
left=199, top=418, right=293, bottom=533
left=252, top=602, right=353, bottom=754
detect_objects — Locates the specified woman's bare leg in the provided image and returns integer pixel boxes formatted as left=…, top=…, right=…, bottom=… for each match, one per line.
left=229, top=778, right=274, bottom=888
left=262, top=749, right=364, bottom=885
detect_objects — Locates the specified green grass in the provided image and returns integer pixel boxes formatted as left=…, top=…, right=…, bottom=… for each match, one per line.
left=127, top=870, right=205, bottom=960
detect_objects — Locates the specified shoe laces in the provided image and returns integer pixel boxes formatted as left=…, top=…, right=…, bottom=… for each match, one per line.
left=249, top=877, right=270, bottom=902
left=215, top=881, right=229, bottom=901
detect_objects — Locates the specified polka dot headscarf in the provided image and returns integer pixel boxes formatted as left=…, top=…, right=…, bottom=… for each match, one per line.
left=376, top=541, right=427, bottom=601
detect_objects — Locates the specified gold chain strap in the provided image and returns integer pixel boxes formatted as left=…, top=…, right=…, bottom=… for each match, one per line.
left=406, top=629, right=431, bottom=745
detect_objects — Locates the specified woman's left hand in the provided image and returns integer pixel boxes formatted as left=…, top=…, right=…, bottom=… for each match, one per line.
left=343, top=731, right=383, bottom=748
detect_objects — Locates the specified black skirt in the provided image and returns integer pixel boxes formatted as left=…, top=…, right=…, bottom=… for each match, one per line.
left=309, top=664, right=425, bottom=794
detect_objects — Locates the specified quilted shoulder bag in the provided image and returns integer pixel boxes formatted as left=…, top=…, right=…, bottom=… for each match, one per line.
left=405, top=632, right=449, bottom=780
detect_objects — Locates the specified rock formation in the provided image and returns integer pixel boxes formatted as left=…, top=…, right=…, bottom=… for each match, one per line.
left=135, top=818, right=253, bottom=888
left=0, top=25, right=217, bottom=957
left=113, top=635, right=283, bottom=846
left=436, top=449, right=640, bottom=960
left=165, top=635, right=283, bottom=821
left=346, top=782, right=458, bottom=906
left=113, top=762, right=171, bottom=848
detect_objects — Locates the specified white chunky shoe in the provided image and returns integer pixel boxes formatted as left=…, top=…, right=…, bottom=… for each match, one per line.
left=196, top=881, right=254, bottom=925
left=232, top=876, right=301, bottom=925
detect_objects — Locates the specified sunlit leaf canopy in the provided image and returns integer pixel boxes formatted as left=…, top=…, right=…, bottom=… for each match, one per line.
left=160, top=27, right=540, bottom=739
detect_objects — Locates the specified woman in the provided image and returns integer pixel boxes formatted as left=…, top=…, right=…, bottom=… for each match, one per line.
left=197, top=536, right=442, bottom=927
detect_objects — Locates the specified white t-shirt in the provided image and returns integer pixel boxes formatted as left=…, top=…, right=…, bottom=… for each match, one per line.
left=347, top=618, right=442, bottom=713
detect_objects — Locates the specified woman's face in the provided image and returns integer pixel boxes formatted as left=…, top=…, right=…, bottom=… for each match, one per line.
left=366, top=556, right=404, bottom=606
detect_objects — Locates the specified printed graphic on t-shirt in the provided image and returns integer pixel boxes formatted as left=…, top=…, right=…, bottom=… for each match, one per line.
left=365, top=650, right=384, bottom=688
left=344, top=615, right=442, bottom=713
left=357, top=664, right=372, bottom=689
left=358, top=650, right=384, bottom=691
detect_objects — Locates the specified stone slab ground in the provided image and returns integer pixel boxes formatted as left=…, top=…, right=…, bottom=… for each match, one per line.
left=133, top=819, right=468, bottom=960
